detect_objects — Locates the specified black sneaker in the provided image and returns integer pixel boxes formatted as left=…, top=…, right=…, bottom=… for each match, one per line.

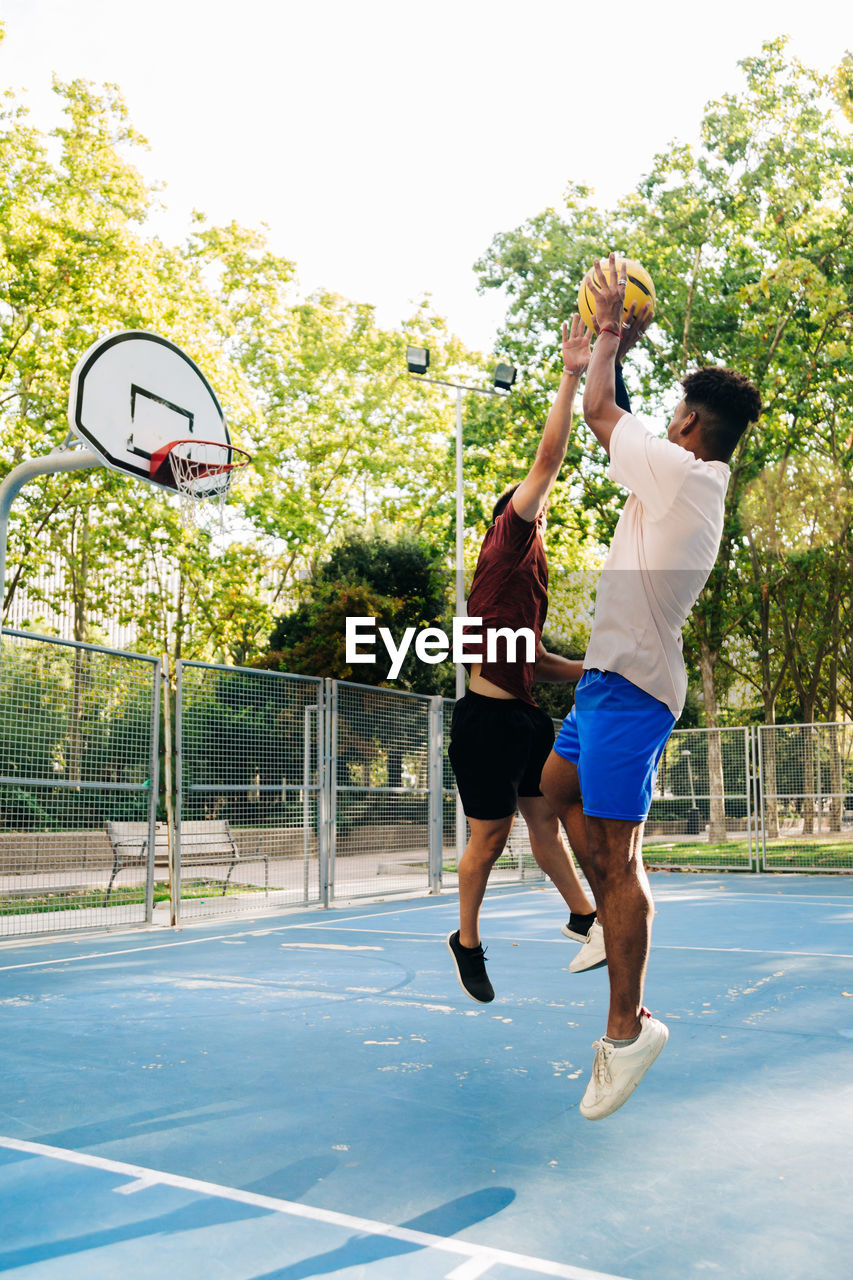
left=561, top=911, right=597, bottom=942
left=447, top=930, right=494, bottom=1003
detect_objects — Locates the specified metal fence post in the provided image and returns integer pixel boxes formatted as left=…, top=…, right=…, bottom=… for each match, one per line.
left=321, top=678, right=335, bottom=908
left=173, top=659, right=183, bottom=928
left=145, top=659, right=162, bottom=922
left=746, top=726, right=753, bottom=872
left=303, top=703, right=319, bottom=904
left=756, top=726, right=767, bottom=872
left=815, top=726, right=822, bottom=835
left=428, top=696, right=444, bottom=894
left=743, top=725, right=750, bottom=872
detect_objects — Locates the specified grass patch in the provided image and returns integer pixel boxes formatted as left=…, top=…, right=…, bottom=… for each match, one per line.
left=0, top=878, right=268, bottom=915
left=644, top=838, right=852, bottom=869
left=644, top=840, right=752, bottom=866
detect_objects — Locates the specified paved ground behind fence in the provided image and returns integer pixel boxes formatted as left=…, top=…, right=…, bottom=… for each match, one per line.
left=1, top=873, right=852, bottom=1280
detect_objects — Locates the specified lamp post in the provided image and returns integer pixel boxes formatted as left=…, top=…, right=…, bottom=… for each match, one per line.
left=406, top=347, right=516, bottom=700
left=407, top=347, right=516, bottom=863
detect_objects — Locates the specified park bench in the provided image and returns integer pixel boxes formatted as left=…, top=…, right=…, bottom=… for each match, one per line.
left=104, top=818, right=248, bottom=905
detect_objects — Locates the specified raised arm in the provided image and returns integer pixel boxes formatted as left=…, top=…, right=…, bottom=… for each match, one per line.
left=583, top=253, right=650, bottom=455
left=511, top=315, right=591, bottom=522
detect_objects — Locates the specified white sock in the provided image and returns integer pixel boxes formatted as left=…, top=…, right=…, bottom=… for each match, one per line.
left=603, top=1031, right=641, bottom=1048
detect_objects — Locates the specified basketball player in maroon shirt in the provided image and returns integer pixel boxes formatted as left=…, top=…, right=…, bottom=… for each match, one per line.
left=447, top=313, right=643, bottom=1003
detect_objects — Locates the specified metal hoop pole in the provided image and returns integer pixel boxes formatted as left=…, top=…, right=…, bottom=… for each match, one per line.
left=0, top=449, right=101, bottom=620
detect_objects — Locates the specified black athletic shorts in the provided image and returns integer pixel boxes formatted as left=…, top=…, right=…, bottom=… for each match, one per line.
left=448, top=690, right=556, bottom=821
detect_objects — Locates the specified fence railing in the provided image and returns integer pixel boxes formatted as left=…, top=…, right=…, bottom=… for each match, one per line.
left=2, top=630, right=852, bottom=935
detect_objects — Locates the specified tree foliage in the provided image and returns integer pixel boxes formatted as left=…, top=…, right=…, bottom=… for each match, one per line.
left=0, top=42, right=482, bottom=665
left=2, top=32, right=852, bottom=739
left=473, top=38, right=853, bottom=729
left=262, top=532, right=454, bottom=692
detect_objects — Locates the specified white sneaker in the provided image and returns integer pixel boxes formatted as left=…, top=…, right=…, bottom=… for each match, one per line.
left=580, top=1009, right=669, bottom=1120
left=568, top=919, right=607, bottom=972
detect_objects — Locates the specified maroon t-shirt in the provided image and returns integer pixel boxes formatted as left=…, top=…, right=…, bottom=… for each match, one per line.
left=465, top=501, right=548, bottom=704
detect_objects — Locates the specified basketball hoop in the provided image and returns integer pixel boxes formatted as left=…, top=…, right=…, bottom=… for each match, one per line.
left=150, top=439, right=251, bottom=530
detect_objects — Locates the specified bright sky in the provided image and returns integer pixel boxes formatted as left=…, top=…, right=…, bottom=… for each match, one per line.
left=1, top=0, right=849, bottom=354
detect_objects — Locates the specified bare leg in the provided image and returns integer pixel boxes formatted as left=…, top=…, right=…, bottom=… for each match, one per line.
left=517, top=794, right=594, bottom=915
left=543, top=753, right=655, bottom=1037
left=540, top=752, right=603, bottom=918
left=457, top=814, right=514, bottom=947
left=585, top=815, right=653, bottom=1040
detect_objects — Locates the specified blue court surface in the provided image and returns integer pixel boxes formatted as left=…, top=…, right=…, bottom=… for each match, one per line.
left=1, top=872, right=852, bottom=1280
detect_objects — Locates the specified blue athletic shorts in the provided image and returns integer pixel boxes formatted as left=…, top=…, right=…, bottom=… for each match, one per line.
left=553, top=669, right=676, bottom=822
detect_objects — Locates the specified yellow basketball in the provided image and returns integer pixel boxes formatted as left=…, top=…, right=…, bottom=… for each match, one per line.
left=577, top=257, right=656, bottom=332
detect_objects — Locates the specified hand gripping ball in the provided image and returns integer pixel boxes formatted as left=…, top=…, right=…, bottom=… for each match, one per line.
left=577, top=257, right=656, bottom=331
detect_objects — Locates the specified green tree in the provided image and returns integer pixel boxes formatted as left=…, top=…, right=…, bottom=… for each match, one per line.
left=0, top=49, right=483, bottom=663
left=474, top=38, right=853, bottom=837
left=263, top=531, right=454, bottom=692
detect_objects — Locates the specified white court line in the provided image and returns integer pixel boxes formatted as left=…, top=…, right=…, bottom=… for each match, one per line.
left=278, top=943, right=383, bottom=951
left=1, top=883, right=848, bottom=974
left=4, top=926, right=852, bottom=972
left=657, top=893, right=853, bottom=907
left=0, top=894, right=531, bottom=974
left=277, top=925, right=853, bottom=961
left=0, top=930, right=295, bottom=973
left=0, top=1135, right=631, bottom=1280
left=289, top=889, right=543, bottom=931
left=654, top=944, right=853, bottom=959
left=113, top=1176, right=157, bottom=1195
left=447, top=1258, right=501, bottom=1279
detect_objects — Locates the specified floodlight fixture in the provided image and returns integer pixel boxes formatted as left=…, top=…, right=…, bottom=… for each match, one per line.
left=493, top=362, right=517, bottom=392
left=407, top=345, right=430, bottom=376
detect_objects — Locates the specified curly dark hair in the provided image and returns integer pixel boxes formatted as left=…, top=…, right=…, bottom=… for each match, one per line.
left=491, top=484, right=520, bottom=524
left=680, top=367, right=762, bottom=462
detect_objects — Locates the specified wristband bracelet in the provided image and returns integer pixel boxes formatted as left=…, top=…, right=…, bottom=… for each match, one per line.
left=598, top=327, right=621, bottom=338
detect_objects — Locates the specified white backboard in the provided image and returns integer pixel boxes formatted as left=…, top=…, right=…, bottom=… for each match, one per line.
left=68, top=331, right=230, bottom=489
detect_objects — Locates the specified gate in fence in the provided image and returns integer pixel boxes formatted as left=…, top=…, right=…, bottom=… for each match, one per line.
left=754, top=722, right=853, bottom=872
left=0, top=628, right=161, bottom=937
left=3, top=631, right=852, bottom=937
left=174, top=661, right=325, bottom=922
left=328, top=681, right=440, bottom=901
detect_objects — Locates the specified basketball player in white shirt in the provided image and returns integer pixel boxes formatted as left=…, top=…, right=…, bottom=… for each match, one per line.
left=541, top=254, right=762, bottom=1119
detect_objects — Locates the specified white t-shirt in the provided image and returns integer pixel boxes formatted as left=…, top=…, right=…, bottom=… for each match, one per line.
left=584, top=412, right=730, bottom=718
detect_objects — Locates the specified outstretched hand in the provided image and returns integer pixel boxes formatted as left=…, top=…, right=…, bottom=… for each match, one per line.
left=591, top=252, right=628, bottom=331
left=590, top=277, right=652, bottom=362
left=561, top=313, right=592, bottom=376
left=616, top=300, right=652, bottom=362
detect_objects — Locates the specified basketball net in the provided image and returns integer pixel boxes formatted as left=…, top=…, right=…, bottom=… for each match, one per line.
left=165, top=440, right=251, bottom=532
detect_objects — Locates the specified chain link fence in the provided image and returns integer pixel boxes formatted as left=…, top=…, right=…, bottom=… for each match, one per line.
left=3, top=631, right=853, bottom=939
left=0, top=628, right=160, bottom=936
left=756, top=723, right=853, bottom=871
left=175, top=661, right=324, bottom=921
left=329, top=682, right=438, bottom=900
left=644, top=725, right=755, bottom=870
left=438, top=701, right=554, bottom=891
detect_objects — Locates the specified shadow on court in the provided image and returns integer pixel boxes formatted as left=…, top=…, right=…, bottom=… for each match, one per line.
left=0, top=1178, right=271, bottom=1272
left=253, top=1187, right=516, bottom=1280
left=13, top=1101, right=267, bottom=1158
